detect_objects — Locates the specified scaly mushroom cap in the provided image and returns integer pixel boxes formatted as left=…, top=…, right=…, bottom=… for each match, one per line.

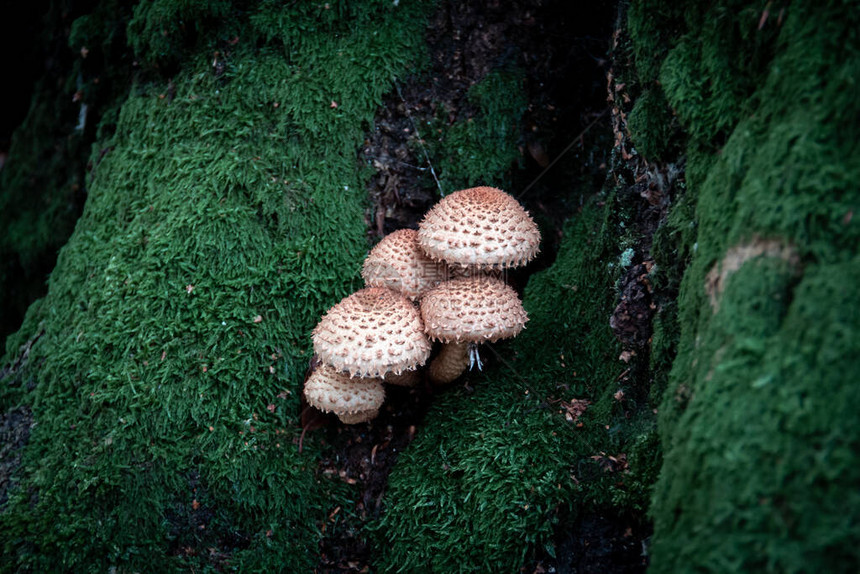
left=417, top=186, right=540, bottom=269
left=420, top=276, right=528, bottom=343
left=303, top=364, right=385, bottom=424
left=362, top=229, right=448, bottom=300
left=313, top=287, right=432, bottom=377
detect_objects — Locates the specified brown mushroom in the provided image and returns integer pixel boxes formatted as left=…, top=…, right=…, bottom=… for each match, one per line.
left=420, top=276, right=528, bottom=384
left=303, top=364, right=385, bottom=424
left=312, top=286, right=432, bottom=378
left=417, top=186, right=541, bottom=270
left=362, top=228, right=449, bottom=301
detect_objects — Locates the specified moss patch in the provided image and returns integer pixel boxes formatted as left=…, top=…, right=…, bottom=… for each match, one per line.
left=373, top=192, right=659, bottom=572
left=422, top=63, right=527, bottom=194
left=0, top=1, right=432, bottom=571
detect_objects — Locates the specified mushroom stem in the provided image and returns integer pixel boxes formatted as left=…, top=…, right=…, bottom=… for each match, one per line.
left=428, top=341, right=470, bottom=385
left=468, top=342, right=484, bottom=371
left=383, top=369, right=421, bottom=387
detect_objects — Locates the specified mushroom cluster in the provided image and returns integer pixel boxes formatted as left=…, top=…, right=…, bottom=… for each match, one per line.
left=304, top=186, right=540, bottom=423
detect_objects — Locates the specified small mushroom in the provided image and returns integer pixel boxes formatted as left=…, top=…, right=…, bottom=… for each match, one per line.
left=362, top=228, right=449, bottom=301
left=420, top=276, right=528, bottom=384
left=417, top=186, right=541, bottom=270
left=303, top=364, right=385, bottom=424
left=312, top=286, right=432, bottom=378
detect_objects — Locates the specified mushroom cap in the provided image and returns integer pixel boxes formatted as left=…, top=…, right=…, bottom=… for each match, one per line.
left=362, top=229, right=448, bottom=300
left=417, top=186, right=540, bottom=269
left=420, top=276, right=529, bottom=343
left=303, top=364, right=385, bottom=424
left=312, top=286, right=432, bottom=377
left=448, top=265, right=503, bottom=281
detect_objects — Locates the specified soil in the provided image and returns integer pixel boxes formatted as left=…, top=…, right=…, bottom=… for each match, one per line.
left=549, top=512, right=650, bottom=574
left=164, top=470, right=253, bottom=568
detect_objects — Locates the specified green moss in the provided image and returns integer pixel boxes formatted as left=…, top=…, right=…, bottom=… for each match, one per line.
left=629, top=0, right=860, bottom=570
left=0, top=1, right=431, bottom=571
left=654, top=257, right=860, bottom=572
left=631, top=0, right=783, bottom=146
left=648, top=182, right=694, bottom=404
left=421, top=63, right=527, bottom=195
left=374, top=194, right=659, bottom=572
left=660, top=0, right=781, bottom=145
left=127, top=0, right=233, bottom=68
left=626, top=0, right=689, bottom=84
left=626, top=88, right=681, bottom=161
left=647, top=300, right=677, bottom=404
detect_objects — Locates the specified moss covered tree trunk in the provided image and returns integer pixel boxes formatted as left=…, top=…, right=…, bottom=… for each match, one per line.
left=628, top=0, right=860, bottom=570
